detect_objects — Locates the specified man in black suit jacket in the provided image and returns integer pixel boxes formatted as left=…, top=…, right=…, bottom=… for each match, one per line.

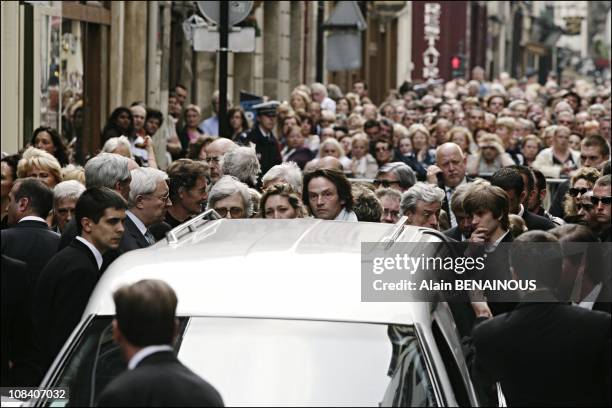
left=34, top=188, right=127, bottom=371
left=1, top=179, right=58, bottom=283
left=248, top=101, right=282, bottom=180
left=491, top=167, right=555, bottom=231
left=97, top=280, right=223, bottom=407
left=1, top=255, right=40, bottom=387
left=472, top=231, right=611, bottom=407
left=120, top=167, right=171, bottom=253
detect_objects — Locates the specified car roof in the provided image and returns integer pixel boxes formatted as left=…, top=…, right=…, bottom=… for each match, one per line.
left=85, top=218, right=442, bottom=325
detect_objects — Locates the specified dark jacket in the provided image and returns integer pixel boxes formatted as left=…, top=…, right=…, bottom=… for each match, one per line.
left=1, top=219, right=60, bottom=284
left=286, top=147, right=314, bottom=170
left=522, top=208, right=556, bottom=231
left=34, top=239, right=102, bottom=370
left=119, top=214, right=151, bottom=253
left=549, top=179, right=570, bottom=218
left=247, top=126, right=282, bottom=177
left=472, top=292, right=611, bottom=407
left=1, top=255, right=40, bottom=386
left=442, top=226, right=464, bottom=242
left=97, top=350, right=224, bottom=407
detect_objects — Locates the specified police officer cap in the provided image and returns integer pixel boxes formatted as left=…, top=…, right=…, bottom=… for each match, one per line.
left=253, top=101, right=280, bottom=116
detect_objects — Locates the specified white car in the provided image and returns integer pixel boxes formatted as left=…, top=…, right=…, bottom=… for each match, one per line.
left=31, top=214, right=480, bottom=407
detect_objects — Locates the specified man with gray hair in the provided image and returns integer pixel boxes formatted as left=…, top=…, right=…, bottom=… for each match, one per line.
left=400, top=182, right=445, bottom=230
left=120, top=167, right=171, bottom=252
left=206, top=175, right=252, bottom=219
left=52, top=180, right=86, bottom=233
left=59, top=152, right=137, bottom=250
left=221, top=146, right=261, bottom=188
left=310, top=82, right=336, bottom=113
left=374, top=162, right=416, bottom=192
left=262, top=162, right=303, bottom=194
left=205, top=137, right=238, bottom=185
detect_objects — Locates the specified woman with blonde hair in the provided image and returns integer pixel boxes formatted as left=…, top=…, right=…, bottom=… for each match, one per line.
left=61, top=164, right=86, bottom=185
left=563, top=167, right=601, bottom=221
left=260, top=183, right=307, bottom=219
left=408, top=124, right=435, bottom=166
left=290, top=89, right=311, bottom=113
left=17, top=147, right=63, bottom=188
left=350, top=133, right=378, bottom=179
left=447, top=126, right=475, bottom=156
left=318, top=138, right=352, bottom=174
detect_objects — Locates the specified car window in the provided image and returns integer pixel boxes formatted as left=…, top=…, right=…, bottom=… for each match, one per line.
left=432, top=319, right=471, bottom=407
left=40, top=316, right=188, bottom=407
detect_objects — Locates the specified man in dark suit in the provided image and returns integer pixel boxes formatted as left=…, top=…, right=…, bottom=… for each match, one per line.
left=120, top=167, right=171, bottom=253
left=97, top=279, right=224, bottom=407
left=1, top=255, right=39, bottom=387
left=491, top=167, right=555, bottom=231
left=1, top=178, right=58, bottom=283
left=34, top=187, right=127, bottom=371
left=426, top=143, right=473, bottom=228
left=248, top=101, right=282, bottom=180
left=472, top=231, right=611, bottom=407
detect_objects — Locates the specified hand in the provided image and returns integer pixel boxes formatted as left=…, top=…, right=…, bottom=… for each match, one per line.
left=143, top=136, right=154, bottom=152
left=468, top=227, right=489, bottom=244
left=426, top=165, right=443, bottom=184
left=471, top=301, right=492, bottom=319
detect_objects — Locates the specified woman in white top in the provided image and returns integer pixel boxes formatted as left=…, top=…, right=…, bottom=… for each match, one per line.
left=532, top=125, right=581, bottom=178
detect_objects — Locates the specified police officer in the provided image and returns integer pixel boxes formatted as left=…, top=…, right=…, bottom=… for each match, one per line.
left=247, top=101, right=283, bottom=179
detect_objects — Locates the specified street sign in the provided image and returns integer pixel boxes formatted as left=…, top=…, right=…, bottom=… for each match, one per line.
left=193, top=27, right=255, bottom=52
left=196, top=1, right=253, bottom=27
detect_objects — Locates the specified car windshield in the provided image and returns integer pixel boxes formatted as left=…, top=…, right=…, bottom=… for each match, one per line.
left=42, top=317, right=436, bottom=407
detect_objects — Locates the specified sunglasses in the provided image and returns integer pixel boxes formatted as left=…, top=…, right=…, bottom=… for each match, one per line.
left=569, top=187, right=589, bottom=197
left=373, top=179, right=400, bottom=188
left=576, top=202, right=594, bottom=211
left=590, top=195, right=612, bottom=206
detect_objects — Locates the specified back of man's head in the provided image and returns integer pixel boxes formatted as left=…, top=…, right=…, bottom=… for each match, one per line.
left=491, top=167, right=524, bottom=197
left=510, top=231, right=562, bottom=289
left=85, top=153, right=130, bottom=189
left=13, top=178, right=54, bottom=219
left=75, top=187, right=128, bottom=235
left=113, top=279, right=178, bottom=347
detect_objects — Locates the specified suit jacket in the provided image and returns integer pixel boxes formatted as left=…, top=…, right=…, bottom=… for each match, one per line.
left=472, top=292, right=611, bottom=407
left=549, top=179, right=570, bottom=218
left=286, top=147, right=314, bottom=170
left=247, top=126, right=282, bottom=178
left=1, top=220, right=60, bottom=283
left=59, top=218, right=120, bottom=271
left=34, top=239, right=102, bottom=370
left=442, top=226, right=464, bottom=242
left=97, top=350, right=224, bottom=407
left=522, top=209, right=556, bottom=231
left=119, top=215, right=150, bottom=253
left=1, top=255, right=40, bottom=386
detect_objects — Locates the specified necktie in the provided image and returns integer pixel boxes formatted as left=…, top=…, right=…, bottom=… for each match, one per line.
left=447, top=187, right=457, bottom=228
left=144, top=230, right=155, bottom=246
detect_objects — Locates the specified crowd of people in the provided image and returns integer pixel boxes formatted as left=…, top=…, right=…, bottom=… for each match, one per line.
left=1, top=66, right=611, bottom=406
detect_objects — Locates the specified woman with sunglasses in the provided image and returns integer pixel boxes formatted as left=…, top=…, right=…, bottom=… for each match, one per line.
left=563, top=167, right=601, bottom=222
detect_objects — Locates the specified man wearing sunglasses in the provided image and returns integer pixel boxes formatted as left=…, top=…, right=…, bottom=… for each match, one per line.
left=373, top=162, right=416, bottom=193
left=591, top=175, right=611, bottom=242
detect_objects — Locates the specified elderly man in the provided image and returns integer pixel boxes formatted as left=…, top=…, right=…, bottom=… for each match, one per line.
left=426, top=142, right=470, bottom=228
left=205, top=138, right=238, bottom=185
left=120, top=168, right=171, bottom=252
left=52, top=180, right=86, bottom=233
left=400, top=182, right=445, bottom=230
left=221, top=146, right=261, bottom=188
left=374, top=162, right=416, bottom=192
left=310, top=82, right=336, bottom=113
left=261, top=162, right=303, bottom=193
left=165, top=159, right=209, bottom=228
left=303, top=169, right=356, bottom=221
left=375, top=188, right=402, bottom=224
left=206, top=175, right=252, bottom=219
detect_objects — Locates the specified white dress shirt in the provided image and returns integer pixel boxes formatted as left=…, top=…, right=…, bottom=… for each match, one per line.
left=19, top=215, right=47, bottom=224
left=76, top=236, right=104, bottom=270
left=128, top=345, right=174, bottom=370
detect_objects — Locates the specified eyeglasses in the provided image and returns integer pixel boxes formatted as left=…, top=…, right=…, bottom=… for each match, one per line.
left=147, top=192, right=170, bottom=203
left=214, top=207, right=244, bottom=218
left=569, top=187, right=589, bottom=197
left=576, top=202, right=594, bottom=211
left=373, top=179, right=400, bottom=188
left=590, top=195, right=612, bottom=206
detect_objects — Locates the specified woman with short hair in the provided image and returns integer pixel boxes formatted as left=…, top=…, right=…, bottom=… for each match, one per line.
left=259, top=183, right=307, bottom=219
left=17, top=147, right=63, bottom=188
